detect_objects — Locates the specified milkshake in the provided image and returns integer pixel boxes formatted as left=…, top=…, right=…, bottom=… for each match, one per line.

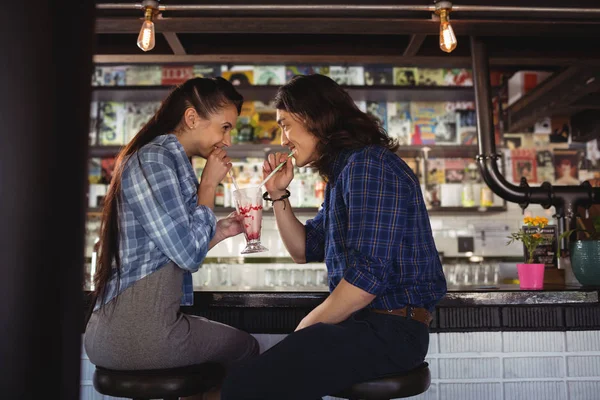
left=233, top=186, right=268, bottom=254
left=239, top=204, right=263, bottom=241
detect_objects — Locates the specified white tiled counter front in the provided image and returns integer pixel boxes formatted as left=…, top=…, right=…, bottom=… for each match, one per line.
left=81, top=330, right=600, bottom=400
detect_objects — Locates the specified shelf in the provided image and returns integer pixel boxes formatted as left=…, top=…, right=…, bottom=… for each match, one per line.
left=91, top=85, right=476, bottom=103
left=89, top=144, right=482, bottom=159
left=396, top=145, right=481, bottom=159
left=504, top=67, right=600, bottom=133
left=427, top=206, right=507, bottom=214
left=88, top=206, right=505, bottom=217
left=87, top=206, right=320, bottom=216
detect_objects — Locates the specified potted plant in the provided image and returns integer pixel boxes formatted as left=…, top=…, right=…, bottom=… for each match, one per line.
left=507, top=216, right=549, bottom=290
left=560, top=216, right=600, bottom=286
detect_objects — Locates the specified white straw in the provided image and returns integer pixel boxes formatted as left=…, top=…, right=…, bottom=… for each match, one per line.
left=259, top=151, right=294, bottom=188
left=229, top=169, right=240, bottom=191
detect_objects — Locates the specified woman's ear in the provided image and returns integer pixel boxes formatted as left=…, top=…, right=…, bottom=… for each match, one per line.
left=184, top=108, right=198, bottom=130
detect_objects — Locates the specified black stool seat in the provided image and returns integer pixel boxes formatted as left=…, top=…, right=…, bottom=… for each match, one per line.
left=93, top=362, right=225, bottom=400
left=334, top=363, right=431, bottom=400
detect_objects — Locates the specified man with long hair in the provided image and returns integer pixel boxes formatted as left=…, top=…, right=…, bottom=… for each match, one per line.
left=220, top=74, right=447, bottom=400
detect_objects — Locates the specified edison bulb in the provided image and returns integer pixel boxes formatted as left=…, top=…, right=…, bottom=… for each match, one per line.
left=439, top=21, right=457, bottom=53
left=137, top=20, right=155, bottom=52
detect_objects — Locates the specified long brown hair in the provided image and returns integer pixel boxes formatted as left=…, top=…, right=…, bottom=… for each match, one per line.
left=273, top=74, right=398, bottom=180
left=93, top=77, right=243, bottom=307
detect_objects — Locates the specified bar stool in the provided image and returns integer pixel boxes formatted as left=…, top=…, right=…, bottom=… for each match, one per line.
left=93, top=362, right=225, bottom=400
left=333, top=362, right=431, bottom=400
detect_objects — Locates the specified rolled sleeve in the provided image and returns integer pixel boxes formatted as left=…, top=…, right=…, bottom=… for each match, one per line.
left=341, top=158, right=407, bottom=295
left=305, top=207, right=326, bottom=263
left=123, top=151, right=216, bottom=272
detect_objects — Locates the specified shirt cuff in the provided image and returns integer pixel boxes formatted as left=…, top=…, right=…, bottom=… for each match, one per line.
left=193, top=205, right=217, bottom=239
left=343, top=256, right=388, bottom=295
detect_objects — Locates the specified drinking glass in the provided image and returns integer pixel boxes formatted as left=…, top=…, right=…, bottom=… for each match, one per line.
left=233, top=186, right=268, bottom=254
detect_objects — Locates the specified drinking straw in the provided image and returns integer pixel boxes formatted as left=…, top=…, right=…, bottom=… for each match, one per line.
left=259, top=151, right=294, bottom=188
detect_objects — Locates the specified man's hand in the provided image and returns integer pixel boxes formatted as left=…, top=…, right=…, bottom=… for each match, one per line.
left=294, top=278, right=376, bottom=331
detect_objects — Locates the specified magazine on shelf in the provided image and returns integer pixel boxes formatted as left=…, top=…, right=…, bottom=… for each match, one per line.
left=386, top=102, right=412, bottom=145
left=161, top=65, right=195, bottom=85
left=444, top=158, right=467, bottom=183
left=193, top=65, right=221, bottom=78
left=124, top=102, right=161, bottom=143
left=393, top=67, right=418, bottom=86
left=410, top=102, right=443, bottom=145
left=88, top=158, right=102, bottom=184
left=95, top=66, right=127, bottom=86
left=417, top=69, right=446, bottom=86
left=511, top=148, right=538, bottom=183
left=254, top=66, right=286, bottom=85
left=89, top=102, right=98, bottom=146
left=553, top=149, right=581, bottom=185
left=443, top=69, right=473, bottom=86
left=366, top=101, right=388, bottom=132
left=587, top=139, right=600, bottom=170
left=233, top=102, right=258, bottom=144
left=364, top=66, right=394, bottom=86
left=457, top=109, right=477, bottom=145
left=549, top=116, right=570, bottom=143
left=125, top=65, right=162, bottom=86
left=433, top=104, right=458, bottom=145
left=536, top=149, right=555, bottom=183
left=222, top=65, right=255, bottom=86
left=254, top=102, right=280, bottom=144
left=427, top=159, right=446, bottom=185
left=329, top=66, right=365, bottom=85
left=99, top=102, right=126, bottom=146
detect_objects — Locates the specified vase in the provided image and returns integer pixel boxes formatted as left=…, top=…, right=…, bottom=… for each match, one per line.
left=570, top=240, right=600, bottom=286
left=517, top=263, right=545, bottom=290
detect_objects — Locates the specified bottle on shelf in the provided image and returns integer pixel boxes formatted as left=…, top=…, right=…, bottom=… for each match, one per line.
left=215, top=182, right=225, bottom=207
left=314, top=175, right=326, bottom=206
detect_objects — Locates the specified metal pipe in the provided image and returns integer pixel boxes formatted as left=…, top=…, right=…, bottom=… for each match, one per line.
left=95, top=3, right=600, bottom=15
left=470, top=36, right=600, bottom=254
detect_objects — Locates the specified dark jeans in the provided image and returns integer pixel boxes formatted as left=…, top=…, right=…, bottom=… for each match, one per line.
left=220, top=308, right=430, bottom=400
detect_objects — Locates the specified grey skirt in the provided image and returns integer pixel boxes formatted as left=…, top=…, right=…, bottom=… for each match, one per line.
left=84, top=262, right=258, bottom=370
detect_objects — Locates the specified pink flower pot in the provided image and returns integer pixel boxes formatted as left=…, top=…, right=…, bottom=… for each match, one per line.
left=517, top=263, right=545, bottom=290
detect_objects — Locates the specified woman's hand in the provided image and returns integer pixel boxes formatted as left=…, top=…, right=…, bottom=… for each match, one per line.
left=263, top=152, right=294, bottom=197
left=216, top=212, right=243, bottom=240
left=200, top=147, right=232, bottom=190
left=209, top=212, right=243, bottom=249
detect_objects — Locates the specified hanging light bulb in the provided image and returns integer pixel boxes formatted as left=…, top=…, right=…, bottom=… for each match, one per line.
left=137, top=1, right=158, bottom=52
left=435, top=1, right=457, bottom=53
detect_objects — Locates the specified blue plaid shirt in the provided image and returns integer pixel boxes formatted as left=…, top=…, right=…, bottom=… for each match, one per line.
left=305, top=145, right=447, bottom=312
left=94, top=134, right=216, bottom=311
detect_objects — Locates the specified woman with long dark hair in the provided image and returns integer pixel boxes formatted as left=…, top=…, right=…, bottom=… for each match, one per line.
left=84, top=78, right=258, bottom=377
left=220, top=74, right=446, bottom=400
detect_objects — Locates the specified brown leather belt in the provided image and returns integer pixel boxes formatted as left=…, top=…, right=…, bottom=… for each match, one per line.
left=370, top=306, right=433, bottom=326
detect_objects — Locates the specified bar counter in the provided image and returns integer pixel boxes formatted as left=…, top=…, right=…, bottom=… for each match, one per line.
left=83, top=284, right=600, bottom=333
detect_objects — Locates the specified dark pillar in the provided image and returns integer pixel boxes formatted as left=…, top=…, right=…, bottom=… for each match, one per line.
left=0, top=1, right=94, bottom=398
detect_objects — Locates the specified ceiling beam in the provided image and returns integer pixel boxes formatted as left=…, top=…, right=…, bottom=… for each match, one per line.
left=163, top=32, right=186, bottom=55
left=403, top=34, right=427, bottom=57
left=92, top=54, right=600, bottom=69
left=95, top=17, right=600, bottom=36
left=506, top=67, right=600, bottom=132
